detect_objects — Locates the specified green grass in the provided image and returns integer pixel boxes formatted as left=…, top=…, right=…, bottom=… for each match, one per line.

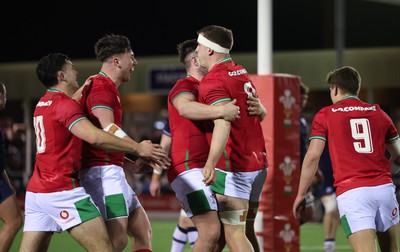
left=5, top=220, right=397, bottom=251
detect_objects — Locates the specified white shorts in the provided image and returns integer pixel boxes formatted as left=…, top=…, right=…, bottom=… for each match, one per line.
left=170, top=168, right=218, bottom=218
left=211, top=168, right=267, bottom=201
left=23, top=187, right=101, bottom=232
left=79, top=165, right=140, bottom=221
left=180, top=208, right=188, bottom=218
left=337, top=183, right=399, bottom=237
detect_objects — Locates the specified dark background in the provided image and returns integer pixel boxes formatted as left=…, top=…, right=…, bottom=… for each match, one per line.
left=1, top=0, right=400, bottom=63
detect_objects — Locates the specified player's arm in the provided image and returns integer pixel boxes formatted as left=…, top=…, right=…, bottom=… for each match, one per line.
left=202, top=101, right=232, bottom=186
left=293, top=138, right=325, bottom=221
left=92, top=107, right=170, bottom=168
left=159, top=132, right=172, bottom=155
left=150, top=131, right=171, bottom=196
left=247, top=95, right=267, bottom=121
left=71, top=118, right=144, bottom=154
left=173, top=93, right=240, bottom=122
left=387, top=137, right=400, bottom=166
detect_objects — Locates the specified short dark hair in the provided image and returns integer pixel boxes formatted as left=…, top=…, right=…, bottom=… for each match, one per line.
left=95, top=34, right=132, bottom=62
left=176, top=39, right=197, bottom=65
left=196, top=25, right=233, bottom=50
left=36, top=53, right=70, bottom=88
left=326, top=66, right=361, bottom=95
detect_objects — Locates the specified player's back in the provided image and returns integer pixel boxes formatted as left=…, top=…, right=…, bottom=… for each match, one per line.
left=316, top=96, right=397, bottom=195
left=199, top=60, right=267, bottom=172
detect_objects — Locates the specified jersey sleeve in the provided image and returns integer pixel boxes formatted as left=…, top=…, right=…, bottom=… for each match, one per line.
left=309, top=108, right=328, bottom=141
left=199, top=76, right=231, bottom=106
left=87, top=79, right=117, bottom=111
left=381, top=108, right=399, bottom=141
left=56, top=97, right=87, bottom=131
left=169, top=79, right=197, bottom=104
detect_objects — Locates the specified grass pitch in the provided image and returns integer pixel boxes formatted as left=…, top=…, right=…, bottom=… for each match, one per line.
left=4, top=220, right=358, bottom=252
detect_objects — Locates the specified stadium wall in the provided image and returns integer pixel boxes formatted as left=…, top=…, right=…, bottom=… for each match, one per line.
left=0, top=47, right=399, bottom=100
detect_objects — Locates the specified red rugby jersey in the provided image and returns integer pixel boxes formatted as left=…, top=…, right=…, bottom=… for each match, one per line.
left=310, top=96, right=398, bottom=195
left=80, top=73, right=124, bottom=168
left=166, top=76, right=209, bottom=183
left=198, top=58, right=268, bottom=172
left=28, top=90, right=85, bottom=192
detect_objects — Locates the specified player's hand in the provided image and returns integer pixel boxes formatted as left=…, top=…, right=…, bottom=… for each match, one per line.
left=202, top=165, right=216, bottom=186
left=292, top=195, right=306, bottom=222
left=247, top=96, right=266, bottom=116
left=137, top=140, right=171, bottom=168
left=122, top=156, right=140, bottom=173
left=149, top=174, right=162, bottom=197
left=221, top=99, right=240, bottom=121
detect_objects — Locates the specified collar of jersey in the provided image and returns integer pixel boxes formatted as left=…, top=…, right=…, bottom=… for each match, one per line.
left=47, top=88, right=61, bottom=93
left=341, top=95, right=359, bottom=101
left=99, top=71, right=109, bottom=78
left=217, top=57, right=232, bottom=64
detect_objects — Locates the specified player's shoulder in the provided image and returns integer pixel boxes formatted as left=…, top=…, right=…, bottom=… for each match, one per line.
left=176, top=76, right=198, bottom=86
left=91, top=75, right=114, bottom=89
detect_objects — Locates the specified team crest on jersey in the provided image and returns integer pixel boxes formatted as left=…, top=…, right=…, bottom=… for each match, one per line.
left=279, top=156, right=296, bottom=194
left=279, top=223, right=295, bottom=251
left=279, top=89, right=296, bottom=127
left=60, top=210, right=69, bottom=219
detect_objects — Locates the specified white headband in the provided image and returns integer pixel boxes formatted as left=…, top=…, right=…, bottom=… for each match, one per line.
left=197, top=34, right=230, bottom=54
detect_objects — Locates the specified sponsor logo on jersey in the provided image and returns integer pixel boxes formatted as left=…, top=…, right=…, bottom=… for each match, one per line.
left=36, top=101, right=53, bottom=107
left=228, top=69, right=247, bottom=76
left=331, top=105, right=376, bottom=112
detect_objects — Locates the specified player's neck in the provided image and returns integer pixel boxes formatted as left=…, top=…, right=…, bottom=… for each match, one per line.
left=208, top=55, right=231, bottom=71
left=99, top=67, right=120, bottom=88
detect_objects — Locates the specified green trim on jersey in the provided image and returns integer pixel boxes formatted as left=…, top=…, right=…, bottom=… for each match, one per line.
left=388, top=135, right=399, bottom=142
left=210, top=98, right=231, bottom=106
left=92, top=105, right=113, bottom=111
left=172, top=92, right=193, bottom=103
left=105, top=193, right=128, bottom=219
left=184, top=151, right=190, bottom=170
left=187, top=190, right=211, bottom=215
left=105, top=151, right=110, bottom=165
left=75, top=197, right=101, bottom=222
left=223, top=149, right=231, bottom=171
left=99, top=71, right=108, bottom=78
left=71, top=169, right=78, bottom=188
left=47, top=89, right=61, bottom=93
left=340, top=214, right=352, bottom=238
left=217, top=57, right=232, bottom=64
left=309, top=136, right=326, bottom=141
left=211, top=170, right=227, bottom=195
left=68, top=117, right=86, bottom=131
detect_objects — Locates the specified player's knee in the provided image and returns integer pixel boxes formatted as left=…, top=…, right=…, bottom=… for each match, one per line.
left=14, top=215, right=23, bottom=232
left=112, top=235, right=128, bottom=252
left=321, top=194, right=337, bottom=213
left=219, top=209, right=247, bottom=225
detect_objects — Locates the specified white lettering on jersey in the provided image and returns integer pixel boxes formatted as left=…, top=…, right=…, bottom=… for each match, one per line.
left=331, top=105, right=376, bottom=112
left=228, top=69, right=247, bottom=76
left=36, top=101, right=53, bottom=107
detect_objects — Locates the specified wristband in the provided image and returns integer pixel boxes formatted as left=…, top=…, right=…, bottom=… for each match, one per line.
left=153, top=169, right=162, bottom=175
left=103, top=123, right=127, bottom=139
